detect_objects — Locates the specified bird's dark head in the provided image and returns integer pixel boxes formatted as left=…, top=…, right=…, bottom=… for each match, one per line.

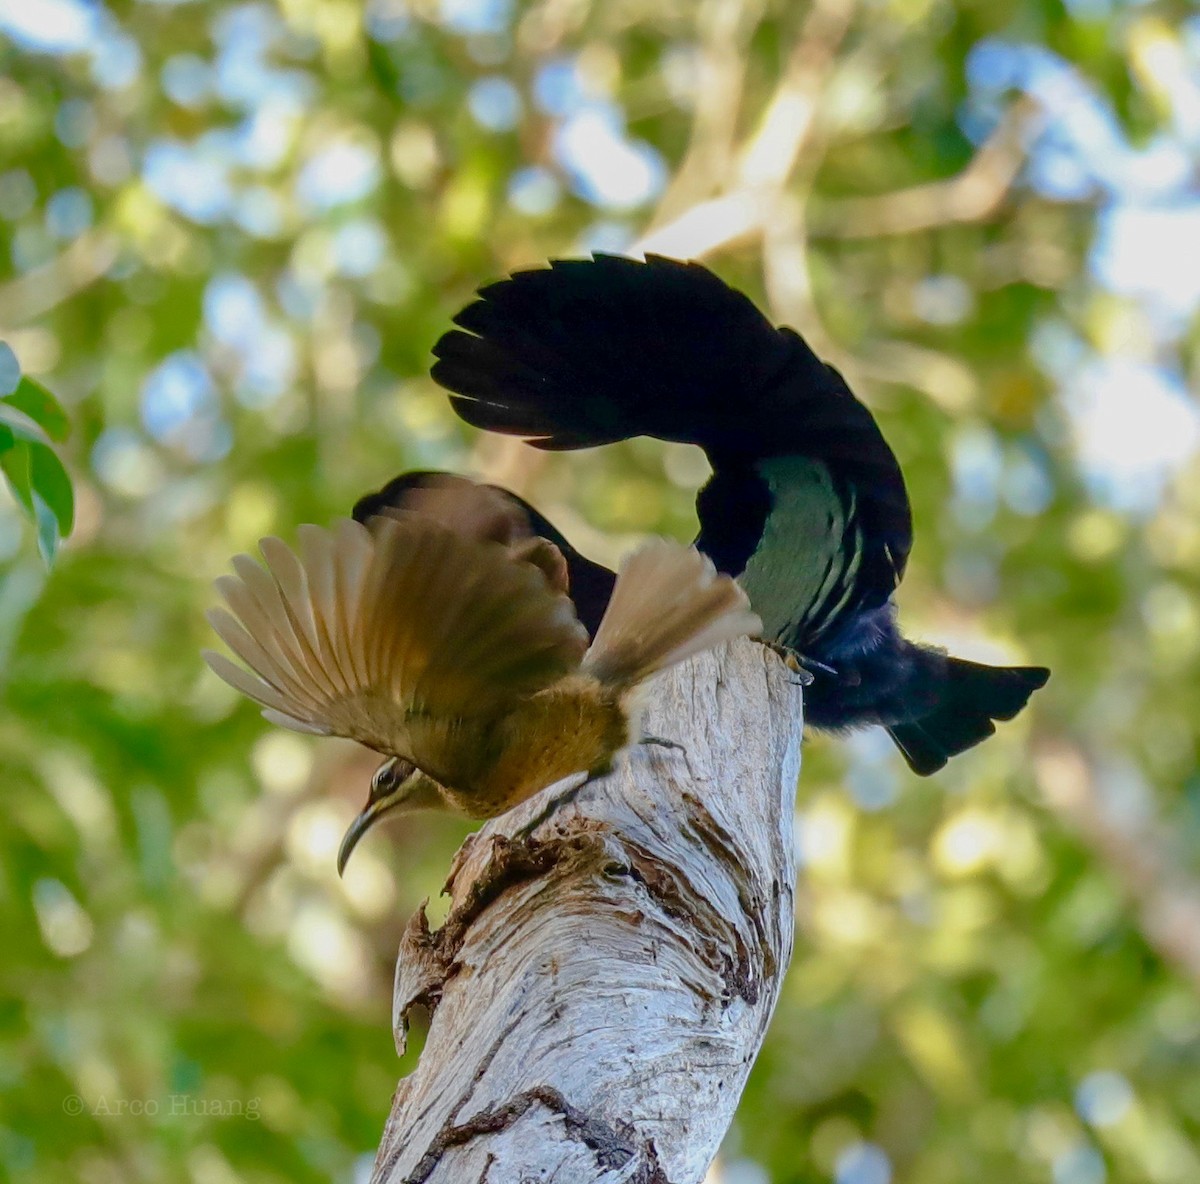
left=337, top=757, right=442, bottom=875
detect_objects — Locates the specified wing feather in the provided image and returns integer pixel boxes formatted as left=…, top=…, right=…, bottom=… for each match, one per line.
left=205, top=516, right=589, bottom=759
left=209, top=583, right=314, bottom=705
left=331, top=518, right=373, bottom=687
left=228, top=555, right=324, bottom=699
left=261, top=708, right=332, bottom=735
left=258, top=536, right=344, bottom=702
left=297, top=524, right=354, bottom=697
left=202, top=649, right=307, bottom=721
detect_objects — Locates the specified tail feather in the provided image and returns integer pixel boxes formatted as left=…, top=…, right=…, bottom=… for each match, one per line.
left=887, top=659, right=1050, bottom=775
left=432, top=254, right=807, bottom=454
left=582, top=540, right=761, bottom=688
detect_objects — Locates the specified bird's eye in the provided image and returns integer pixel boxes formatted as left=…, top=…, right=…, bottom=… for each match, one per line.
left=370, top=758, right=414, bottom=800
left=370, top=761, right=398, bottom=797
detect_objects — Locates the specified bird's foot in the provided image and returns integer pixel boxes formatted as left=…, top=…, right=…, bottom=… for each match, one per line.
left=785, top=658, right=814, bottom=687
left=763, top=641, right=836, bottom=686
left=640, top=735, right=687, bottom=754
left=765, top=642, right=814, bottom=686
left=511, top=773, right=598, bottom=840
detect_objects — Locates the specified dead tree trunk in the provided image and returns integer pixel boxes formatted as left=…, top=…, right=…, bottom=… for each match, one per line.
left=372, top=638, right=802, bottom=1183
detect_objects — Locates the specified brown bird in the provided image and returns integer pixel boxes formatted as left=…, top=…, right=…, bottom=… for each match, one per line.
left=203, top=495, right=760, bottom=873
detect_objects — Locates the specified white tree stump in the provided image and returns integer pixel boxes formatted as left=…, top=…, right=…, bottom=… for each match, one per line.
left=372, top=638, right=802, bottom=1183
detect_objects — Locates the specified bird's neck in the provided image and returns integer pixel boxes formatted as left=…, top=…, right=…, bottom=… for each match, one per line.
left=694, top=460, right=773, bottom=579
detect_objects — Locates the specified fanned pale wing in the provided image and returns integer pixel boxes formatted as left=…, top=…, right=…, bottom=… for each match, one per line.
left=583, top=540, right=761, bottom=687
left=203, top=516, right=590, bottom=759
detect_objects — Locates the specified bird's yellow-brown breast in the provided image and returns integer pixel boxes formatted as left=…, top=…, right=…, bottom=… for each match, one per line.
left=434, top=674, right=635, bottom=817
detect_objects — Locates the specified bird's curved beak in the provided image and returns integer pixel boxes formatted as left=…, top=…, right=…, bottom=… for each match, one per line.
left=338, top=758, right=443, bottom=875
left=337, top=796, right=393, bottom=877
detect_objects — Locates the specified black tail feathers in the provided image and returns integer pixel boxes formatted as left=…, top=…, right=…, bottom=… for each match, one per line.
left=431, top=253, right=832, bottom=455
left=886, top=659, right=1049, bottom=776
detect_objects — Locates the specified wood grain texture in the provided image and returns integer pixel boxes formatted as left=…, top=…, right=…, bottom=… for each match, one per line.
left=372, top=638, right=802, bottom=1183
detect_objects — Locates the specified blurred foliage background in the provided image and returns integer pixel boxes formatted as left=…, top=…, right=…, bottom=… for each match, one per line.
left=3, top=0, right=1200, bottom=1180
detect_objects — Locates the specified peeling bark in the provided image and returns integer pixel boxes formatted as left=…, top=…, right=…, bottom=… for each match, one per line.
left=372, top=638, right=802, bottom=1184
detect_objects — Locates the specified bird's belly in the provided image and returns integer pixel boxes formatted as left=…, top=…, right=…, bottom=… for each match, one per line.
left=440, top=684, right=630, bottom=818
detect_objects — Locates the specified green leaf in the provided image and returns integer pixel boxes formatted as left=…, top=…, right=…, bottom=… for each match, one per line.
left=1, top=375, right=69, bottom=442
left=32, top=489, right=60, bottom=564
left=1, top=441, right=33, bottom=514
left=0, top=401, right=51, bottom=447
left=0, top=440, right=73, bottom=565
left=28, top=442, right=74, bottom=537
left=0, top=423, right=13, bottom=455
left=0, top=340, right=18, bottom=395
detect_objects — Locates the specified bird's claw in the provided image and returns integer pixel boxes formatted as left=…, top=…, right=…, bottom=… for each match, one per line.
left=763, top=641, right=838, bottom=686
left=511, top=773, right=596, bottom=840
left=785, top=656, right=815, bottom=687
left=640, top=735, right=687, bottom=754
left=512, top=739, right=685, bottom=841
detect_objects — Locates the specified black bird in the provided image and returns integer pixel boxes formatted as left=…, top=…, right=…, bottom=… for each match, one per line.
left=427, top=254, right=1049, bottom=775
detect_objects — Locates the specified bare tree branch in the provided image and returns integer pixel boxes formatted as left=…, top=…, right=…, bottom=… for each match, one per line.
left=0, top=230, right=118, bottom=328
left=633, top=0, right=857, bottom=261
left=644, top=0, right=760, bottom=228
left=1036, top=739, right=1200, bottom=991
left=370, top=640, right=802, bottom=1183
left=809, top=96, right=1042, bottom=240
